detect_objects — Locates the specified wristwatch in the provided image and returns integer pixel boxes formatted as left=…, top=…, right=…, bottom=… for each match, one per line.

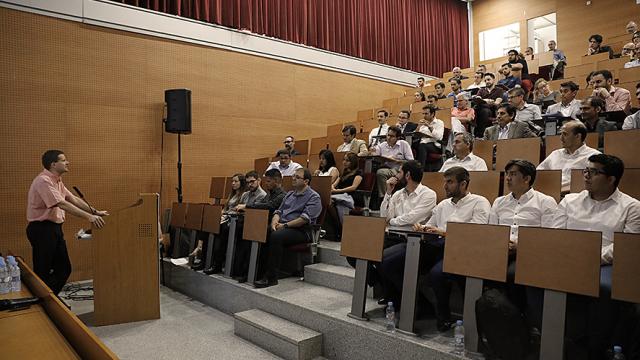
left=283, top=223, right=289, bottom=229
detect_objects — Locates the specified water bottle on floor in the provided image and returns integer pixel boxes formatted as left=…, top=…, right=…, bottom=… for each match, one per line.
left=453, top=320, right=465, bottom=356
left=612, top=345, right=626, bottom=360
left=0, top=258, right=9, bottom=295
left=385, top=302, right=396, bottom=333
left=6, top=256, right=21, bottom=292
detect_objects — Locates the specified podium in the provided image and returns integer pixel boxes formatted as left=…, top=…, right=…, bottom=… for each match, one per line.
left=92, top=193, right=161, bottom=326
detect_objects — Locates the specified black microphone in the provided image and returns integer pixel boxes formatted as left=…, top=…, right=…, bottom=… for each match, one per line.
left=73, top=186, right=96, bottom=215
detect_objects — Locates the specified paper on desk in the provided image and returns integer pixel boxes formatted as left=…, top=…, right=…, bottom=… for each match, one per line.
left=170, top=258, right=189, bottom=266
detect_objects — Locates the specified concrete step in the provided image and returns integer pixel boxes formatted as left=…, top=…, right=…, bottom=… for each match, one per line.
left=304, top=263, right=373, bottom=298
left=317, top=240, right=350, bottom=268
left=234, top=309, right=323, bottom=360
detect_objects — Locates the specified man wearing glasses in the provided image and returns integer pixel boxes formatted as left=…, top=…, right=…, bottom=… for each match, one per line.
left=368, top=126, right=414, bottom=198
left=281, top=136, right=300, bottom=156
left=507, top=87, right=542, bottom=123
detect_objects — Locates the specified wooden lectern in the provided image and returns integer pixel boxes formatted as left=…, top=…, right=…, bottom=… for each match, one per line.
left=92, top=193, right=160, bottom=326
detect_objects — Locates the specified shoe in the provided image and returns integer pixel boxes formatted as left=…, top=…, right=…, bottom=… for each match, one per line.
left=191, top=262, right=204, bottom=271
left=233, top=275, right=248, bottom=283
left=254, top=278, right=278, bottom=288
left=436, top=319, right=455, bottom=332
left=203, top=265, right=222, bottom=275
left=377, top=298, right=388, bottom=306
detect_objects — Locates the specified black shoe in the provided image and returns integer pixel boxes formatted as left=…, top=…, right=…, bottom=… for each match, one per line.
left=203, top=265, right=222, bottom=275
left=254, top=278, right=278, bottom=288
left=436, top=319, right=455, bottom=332
left=233, top=275, right=248, bottom=283
left=377, top=298, right=388, bottom=306
left=191, top=258, right=204, bottom=271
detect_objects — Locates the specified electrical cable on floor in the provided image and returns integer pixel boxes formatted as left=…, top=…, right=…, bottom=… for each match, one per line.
left=61, top=283, right=94, bottom=301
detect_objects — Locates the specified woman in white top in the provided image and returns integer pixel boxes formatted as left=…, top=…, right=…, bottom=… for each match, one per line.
left=416, top=104, right=445, bottom=172
left=313, top=149, right=340, bottom=183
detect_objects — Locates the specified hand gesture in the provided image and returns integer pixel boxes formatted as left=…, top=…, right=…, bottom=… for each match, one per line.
left=385, top=176, right=398, bottom=194
left=235, top=204, right=246, bottom=212
left=95, top=209, right=109, bottom=217
left=89, top=214, right=106, bottom=229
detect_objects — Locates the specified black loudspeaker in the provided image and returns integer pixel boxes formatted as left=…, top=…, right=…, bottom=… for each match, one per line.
left=165, top=89, right=192, bottom=134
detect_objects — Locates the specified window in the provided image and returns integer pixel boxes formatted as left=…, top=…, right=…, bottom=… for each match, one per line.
left=479, top=22, right=520, bottom=61
left=527, top=13, right=557, bottom=54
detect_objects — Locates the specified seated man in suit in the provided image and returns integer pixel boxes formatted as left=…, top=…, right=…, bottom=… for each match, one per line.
left=266, top=149, right=303, bottom=176
left=590, top=70, right=631, bottom=114
left=508, top=87, right=542, bottom=123
left=440, top=132, right=488, bottom=172
left=548, top=154, right=640, bottom=355
left=484, top=103, right=537, bottom=141
left=337, top=124, right=368, bottom=156
left=396, top=110, right=418, bottom=137
left=537, top=120, right=600, bottom=192
left=413, top=166, right=491, bottom=331
left=546, top=81, right=582, bottom=120
left=255, top=168, right=322, bottom=288
left=580, top=97, right=617, bottom=148
left=378, top=160, right=437, bottom=310
left=368, top=110, right=390, bottom=147
left=369, top=126, right=414, bottom=198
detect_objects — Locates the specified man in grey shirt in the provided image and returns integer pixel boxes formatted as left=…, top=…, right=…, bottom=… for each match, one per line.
left=508, top=87, right=542, bottom=123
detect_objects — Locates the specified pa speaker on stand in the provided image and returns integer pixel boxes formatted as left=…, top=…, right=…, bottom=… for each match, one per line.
left=163, top=89, right=192, bottom=204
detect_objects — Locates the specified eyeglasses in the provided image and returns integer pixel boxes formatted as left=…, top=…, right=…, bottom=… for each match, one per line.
left=582, top=167, right=607, bottom=176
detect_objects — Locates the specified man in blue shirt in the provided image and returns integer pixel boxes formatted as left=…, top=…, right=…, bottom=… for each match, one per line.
left=255, top=168, right=322, bottom=288
left=497, top=63, right=522, bottom=89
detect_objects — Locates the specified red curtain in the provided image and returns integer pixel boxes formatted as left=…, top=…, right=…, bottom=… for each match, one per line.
left=115, top=0, right=469, bottom=77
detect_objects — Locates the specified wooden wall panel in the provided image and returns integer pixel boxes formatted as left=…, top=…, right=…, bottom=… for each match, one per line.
left=0, top=8, right=407, bottom=280
left=473, top=0, right=639, bottom=66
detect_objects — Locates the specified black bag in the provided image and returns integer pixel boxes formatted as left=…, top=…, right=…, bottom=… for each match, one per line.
left=476, top=288, right=533, bottom=360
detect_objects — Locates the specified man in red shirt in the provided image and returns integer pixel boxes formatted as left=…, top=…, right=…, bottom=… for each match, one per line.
left=26, top=150, right=108, bottom=295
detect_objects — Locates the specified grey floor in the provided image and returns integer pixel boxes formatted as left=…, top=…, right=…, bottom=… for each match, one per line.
left=65, top=283, right=282, bottom=360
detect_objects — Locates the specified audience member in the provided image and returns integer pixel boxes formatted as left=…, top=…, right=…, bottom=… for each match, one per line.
left=434, top=82, right=447, bottom=99
left=546, top=81, right=582, bottom=119
left=447, top=78, right=464, bottom=107
left=337, top=124, right=368, bottom=156
left=591, top=70, right=632, bottom=114
left=548, top=40, right=567, bottom=79
left=508, top=49, right=529, bottom=79
left=329, top=152, right=363, bottom=230
left=414, top=91, right=426, bottom=103
left=622, top=42, right=636, bottom=58
left=236, top=171, right=268, bottom=212
left=451, top=92, right=475, bottom=132
left=580, top=97, right=617, bottom=148
left=266, top=149, right=303, bottom=176
left=586, top=34, right=613, bottom=59
left=508, top=87, right=542, bottom=123
left=369, top=126, right=414, bottom=198
left=497, top=63, right=522, bottom=89
left=440, top=132, right=488, bottom=172
left=416, top=76, right=430, bottom=89
left=634, top=30, right=640, bottom=46
left=396, top=110, right=418, bottom=136
left=476, top=72, right=506, bottom=105
left=452, top=66, right=469, bottom=80
left=484, top=103, right=536, bottom=140
left=477, top=64, right=487, bottom=73
left=624, top=43, right=640, bottom=68
left=378, top=160, right=437, bottom=310
left=622, top=83, right=640, bottom=129
left=524, top=46, right=534, bottom=59
left=313, top=149, right=339, bottom=183
left=466, top=71, right=486, bottom=90
left=255, top=168, right=322, bottom=288
left=531, top=79, right=558, bottom=111
left=283, top=135, right=300, bottom=156
left=474, top=72, right=506, bottom=138
left=368, top=110, right=390, bottom=146
left=627, top=21, right=638, bottom=34
left=417, top=104, right=445, bottom=171
left=586, top=71, right=596, bottom=89
left=414, top=166, right=491, bottom=331
left=199, top=173, right=247, bottom=274
left=232, top=169, right=286, bottom=282
left=426, top=94, right=439, bottom=108
left=537, top=120, right=600, bottom=191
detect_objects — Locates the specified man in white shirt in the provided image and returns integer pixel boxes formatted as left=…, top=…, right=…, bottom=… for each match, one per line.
left=336, top=124, right=368, bottom=155
left=368, top=110, right=390, bottom=146
left=537, top=121, right=600, bottom=191
left=546, top=81, right=582, bottom=119
left=265, top=149, right=303, bottom=176
left=440, top=132, right=488, bottom=172
left=621, top=83, right=640, bottom=130
left=414, top=166, right=491, bottom=330
left=508, top=87, right=542, bottom=123
left=466, top=71, right=486, bottom=90
left=369, top=126, right=414, bottom=197
left=378, top=161, right=437, bottom=309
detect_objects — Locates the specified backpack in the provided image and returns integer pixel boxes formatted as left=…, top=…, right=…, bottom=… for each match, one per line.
left=475, top=288, right=534, bottom=360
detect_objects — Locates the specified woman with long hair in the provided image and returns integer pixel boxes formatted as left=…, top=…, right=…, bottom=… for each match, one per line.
left=313, top=149, right=340, bottom=183
left=328, top=152, right=363, bottom=239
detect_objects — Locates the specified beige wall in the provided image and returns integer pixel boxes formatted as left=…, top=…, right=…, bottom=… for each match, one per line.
left=473, top=0, right=639, bottom=64
left=0, top=7, right=408, bottom=280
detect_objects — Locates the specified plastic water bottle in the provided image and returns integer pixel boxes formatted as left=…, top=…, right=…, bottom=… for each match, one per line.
left=613, top=346, right=626, bottom=360
left=453, top=320, right=465, bottom=355
left=0, top=258, right=9, bottom=295
left=6, top=256, right=21, bottom=292
left=385, top=302, right=396, bottom=333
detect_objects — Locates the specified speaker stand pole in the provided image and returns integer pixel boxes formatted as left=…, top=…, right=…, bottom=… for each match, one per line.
left=177, top=134, right=183, bottom=203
